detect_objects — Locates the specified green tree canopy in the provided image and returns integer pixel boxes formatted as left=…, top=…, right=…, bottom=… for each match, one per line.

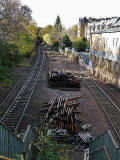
left=60, top=35, right=72, bottom=50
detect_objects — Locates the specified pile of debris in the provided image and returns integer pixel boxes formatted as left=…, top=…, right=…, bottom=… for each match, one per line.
left=41, top=95, right=93, bottom=144
left=47, top=70, right=81, bottom=89
left=42, top=96, right=82, bottom=135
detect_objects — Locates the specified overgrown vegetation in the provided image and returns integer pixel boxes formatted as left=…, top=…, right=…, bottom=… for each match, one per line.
left=39, top=15, right=64, bottom=50
left=0, top=66, right=16, bottom=86
left=72, top=36, right=90, bottom=52
left=39, top=15, right=89, bottom=52
left=0, top=0, right=38, bottom=84
left=60, top=35, right=72, bottom=50
left=35, top=130, right=70, bottom=160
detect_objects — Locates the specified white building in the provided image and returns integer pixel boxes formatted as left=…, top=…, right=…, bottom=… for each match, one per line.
left=90, top=19, right=120, bottom=87
left=78, top=17, right=119, bottom=40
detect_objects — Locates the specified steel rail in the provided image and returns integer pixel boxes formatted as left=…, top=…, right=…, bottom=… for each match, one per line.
left=0, top=48, right=40, bottom=118
left=15, top=52, right=44, bottom=132
left=1, top=47, right=44, bottom=133
left=72, top=63, right=120, bottom=140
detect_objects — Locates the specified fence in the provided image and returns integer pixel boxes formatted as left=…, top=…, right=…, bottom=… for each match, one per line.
left=89, top=130, right=120, bottom=160
left=0, top=123, right=35, bottom=160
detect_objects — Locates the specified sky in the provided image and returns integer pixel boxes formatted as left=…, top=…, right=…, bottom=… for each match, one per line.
left=21, top=0, right=120, bottom=28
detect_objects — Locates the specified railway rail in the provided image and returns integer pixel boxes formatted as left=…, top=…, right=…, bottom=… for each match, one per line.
left=0, top=47, right=40, bottom=118
left=72, top=63, right=120, bottom=141
left=0, top=47, right=44, bottom=133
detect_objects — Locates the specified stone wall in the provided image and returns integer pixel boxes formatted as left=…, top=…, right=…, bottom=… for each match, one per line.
left=90, top=54, right=120, bottom=88
left=61, top=48, right=120, bottom=88
left=60, top=48, right=90, bottom=69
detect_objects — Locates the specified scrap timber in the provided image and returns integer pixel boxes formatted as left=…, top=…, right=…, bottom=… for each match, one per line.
left=47, top=70, right=81, bottom=88
left=42, top=96, right=82, bottom=135
left=40, top=95, right=93, bottom=146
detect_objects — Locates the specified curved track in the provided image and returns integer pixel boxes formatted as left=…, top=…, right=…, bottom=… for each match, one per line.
left=72, top=63, right=120, bottom=140
left=1, top=47, right=44, bottom=133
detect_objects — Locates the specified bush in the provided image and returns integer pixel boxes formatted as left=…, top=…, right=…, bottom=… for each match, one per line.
left=8, top=43, right=23, bottom=66
left=0, top=40, right=23, bottom=67
left=0, top=66, right=11, bottom=80
left=52, top=40, right=60, bottom=51
left=72, top=36, right=89, bottom=52
left=78, top=40, right=87, bottom=52
left=60, top=35, right=72, bottom=50
left=35, top=130, right=70, bottom=160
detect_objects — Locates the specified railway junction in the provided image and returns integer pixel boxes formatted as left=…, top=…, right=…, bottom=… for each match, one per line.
left=0, top=46, right=120, bottom=160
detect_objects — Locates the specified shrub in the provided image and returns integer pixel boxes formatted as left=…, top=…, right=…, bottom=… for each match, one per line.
left=72, top=36, right=89, bottom=52
left=35, top=130, right=70, bottom=160
left=52, top=40, right=60, bottom=51
left=60, top=35, right=72, bottom=50
left=78, top=40, right=87, bottom=52
left=0, top=66, right=10, bottom=80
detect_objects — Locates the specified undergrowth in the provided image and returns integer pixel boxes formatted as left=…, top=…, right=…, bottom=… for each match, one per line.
left=35, top=129, right=70, bottom=160
left=19, top=59, right=30, bottom=67
left=0, top=66, right=16, bottom=86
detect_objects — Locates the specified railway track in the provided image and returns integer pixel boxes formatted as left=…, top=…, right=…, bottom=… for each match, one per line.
left=0, top=47, right=44, bottom=133
left=0, top=47, right=40, bottom=118
left=72, top=63, right=120, bottom=140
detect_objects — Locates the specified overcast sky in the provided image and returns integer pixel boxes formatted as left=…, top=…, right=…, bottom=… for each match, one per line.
left=21, top=0, right=120, bottom=28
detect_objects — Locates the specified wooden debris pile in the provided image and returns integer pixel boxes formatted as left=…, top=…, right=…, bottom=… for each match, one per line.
left=47, top=70, right=81, bottom=88
left=40, top=96, right=93, bottom=146
left=42, top=96, right=82, bottom=135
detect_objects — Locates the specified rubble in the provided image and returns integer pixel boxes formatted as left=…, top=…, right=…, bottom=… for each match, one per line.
left=82, top=124, right=92, bottom=130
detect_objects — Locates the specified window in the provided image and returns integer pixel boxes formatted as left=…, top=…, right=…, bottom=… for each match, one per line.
left=113, top=38, right=119, bottom=47
left=113, top=38, right=115, bottom=46
left=103, top=38, right=105, bottom=48
left=106, top=38, right=108, bottom=45
left=116, top=38, right=118, bottom=47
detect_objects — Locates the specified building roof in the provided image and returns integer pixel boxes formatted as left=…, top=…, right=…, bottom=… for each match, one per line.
left=91, top=25, right=120, bottom=34
left=79, top=17, right=119, bottom=23
left=91, top=18, right=120, bottom=34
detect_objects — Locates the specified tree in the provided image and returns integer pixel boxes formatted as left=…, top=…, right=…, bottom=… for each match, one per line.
left=43, top=33, right=52, bottom=45
left=60, top=35, right=72, bottom=50
left=39, top=25, right=52, bottom=38
left=54, top=15, right=62, bottom=33
left=72, top=36, right=88, bottom=52
left=0, top=0, right=38, bottom=67
left=66, top=25, right=78, bottom=41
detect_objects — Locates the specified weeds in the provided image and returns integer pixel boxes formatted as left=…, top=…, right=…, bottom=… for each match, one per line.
left=35, top=130, right=70, bottom=160
left=18, top=58, right=30, bottom=67
left=0, top=66, right=16, bottom=86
